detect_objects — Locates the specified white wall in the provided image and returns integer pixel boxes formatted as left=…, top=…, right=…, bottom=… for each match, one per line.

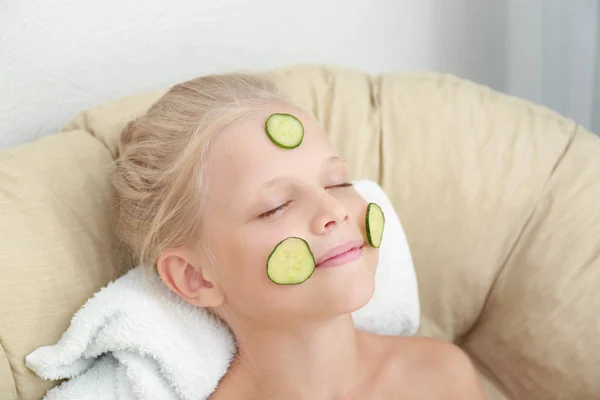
left=505, top=0, right=599, bottom=132
left=1, top=1, right=598, bottom=150
left=0, top=0, right=440, bottom=149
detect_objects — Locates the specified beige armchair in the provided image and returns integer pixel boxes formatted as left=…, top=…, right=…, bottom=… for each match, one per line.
left=1, top=65, right=599, bottom=400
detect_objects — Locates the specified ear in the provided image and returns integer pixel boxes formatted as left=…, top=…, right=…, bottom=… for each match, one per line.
left=157, top=250, right=225, bottom=308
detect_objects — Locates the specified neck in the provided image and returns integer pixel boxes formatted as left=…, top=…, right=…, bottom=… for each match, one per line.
left=228, top=314, right=363, bottom=399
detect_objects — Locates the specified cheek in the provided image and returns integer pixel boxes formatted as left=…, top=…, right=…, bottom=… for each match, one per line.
left=210, top=220, right=285, bottom=297
left=348, top=192, right=368, bottom=231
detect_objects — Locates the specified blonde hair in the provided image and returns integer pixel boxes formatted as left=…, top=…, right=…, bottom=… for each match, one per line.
left=113, top=73, right=282, bottom=272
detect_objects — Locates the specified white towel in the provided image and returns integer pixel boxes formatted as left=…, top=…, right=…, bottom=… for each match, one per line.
left=26, top=180, right=420, bottom=400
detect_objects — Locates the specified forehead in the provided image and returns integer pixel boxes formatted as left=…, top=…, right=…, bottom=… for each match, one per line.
left=206, top=103, right=337, bottom=189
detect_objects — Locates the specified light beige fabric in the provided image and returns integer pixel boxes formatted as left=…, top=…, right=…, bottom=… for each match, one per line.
left=1, top=64, right=599, bottom=400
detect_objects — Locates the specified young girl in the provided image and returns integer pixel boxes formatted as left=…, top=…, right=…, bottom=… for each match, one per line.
left=113, top=74, right=487, bottom=399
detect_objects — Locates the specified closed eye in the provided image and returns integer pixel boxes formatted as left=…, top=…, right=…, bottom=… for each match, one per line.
left=259, top=201, right=291, bottom=219
left=326, top=182, right=353, bottom=189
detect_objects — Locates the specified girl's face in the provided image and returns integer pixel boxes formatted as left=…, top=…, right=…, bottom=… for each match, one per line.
left=200, top=103, right=378, bottom=327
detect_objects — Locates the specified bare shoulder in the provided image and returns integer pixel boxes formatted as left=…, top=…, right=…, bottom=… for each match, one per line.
left=375, top=335, right=488, bottom=399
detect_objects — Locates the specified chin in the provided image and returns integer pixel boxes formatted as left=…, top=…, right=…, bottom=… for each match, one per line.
left=317, top=260, right=377, bottom=316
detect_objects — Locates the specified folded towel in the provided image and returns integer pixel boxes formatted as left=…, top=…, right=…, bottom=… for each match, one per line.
left=26, top=180, right=420, bottom=400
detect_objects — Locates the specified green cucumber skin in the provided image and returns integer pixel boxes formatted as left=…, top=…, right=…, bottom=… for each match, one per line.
left=264, top=113, right=305, bottom=149
left=267, top=236, right=316, bottom=285
left=366, top=203, right=385, bottom=248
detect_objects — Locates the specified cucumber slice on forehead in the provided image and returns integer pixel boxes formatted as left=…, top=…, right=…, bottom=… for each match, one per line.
left=265, top=113, right=304, bottom=149
left=366, top=203, right=385, bottom=248
left=267, top=237, right=315, bottom=285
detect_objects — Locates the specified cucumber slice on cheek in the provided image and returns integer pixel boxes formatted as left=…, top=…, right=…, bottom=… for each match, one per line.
left=267, top=237, right=315, bottom=285
left=366, top=203, right=385, bottom=248
left=265, top=113, right=304, bottom=149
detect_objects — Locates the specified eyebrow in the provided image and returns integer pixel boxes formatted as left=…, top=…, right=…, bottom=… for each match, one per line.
left=323, top=155, right=345, bottom=167
left=256, top=177, right=286, bottom=194
left=253, top=156, right=346, bottom=196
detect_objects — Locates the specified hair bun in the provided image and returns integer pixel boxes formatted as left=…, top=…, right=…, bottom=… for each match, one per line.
left=120, top=119, right=138, bottom=147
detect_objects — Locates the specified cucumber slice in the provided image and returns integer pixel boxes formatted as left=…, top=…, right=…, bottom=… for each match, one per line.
left=265, top=113, right=304, bottom=149
left=267, top=237, right=315, bottom=285
left=366, top=202, right=385, bottom=248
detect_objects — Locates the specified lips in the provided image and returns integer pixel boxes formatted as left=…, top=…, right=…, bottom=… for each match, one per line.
left=315, top=240, right=364, bottom=268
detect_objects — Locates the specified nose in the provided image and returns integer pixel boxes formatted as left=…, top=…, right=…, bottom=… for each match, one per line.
left=310, top=192, right=349, bottom=235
